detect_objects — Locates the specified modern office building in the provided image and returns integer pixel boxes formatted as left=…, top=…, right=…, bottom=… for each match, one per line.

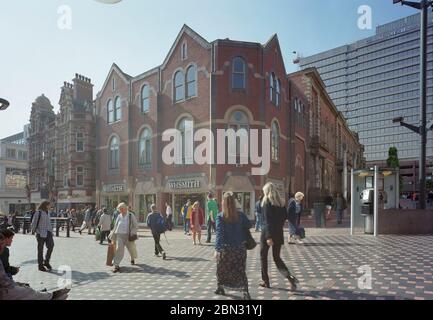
left=299, top=12, right=433, bottom=192
left=0, top=132, right=29, bottom=215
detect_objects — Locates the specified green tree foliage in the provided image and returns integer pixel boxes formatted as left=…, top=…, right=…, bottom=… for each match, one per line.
left=387, top=147, right=403, bottom=192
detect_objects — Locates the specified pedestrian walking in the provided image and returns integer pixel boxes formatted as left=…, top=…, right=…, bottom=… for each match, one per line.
left=254, top=195, right=264, bottom=232
left=324, top=193, right=333, bottom=221
left=165, top=203, right=173, bottom=231
left=182, top=199, right=192, bottom=235
left=335, top=193, right=347, bottom=225
left=109, top=203, right=139, bottom=273
left=30, top=201, right=55, bottom=272
left=206, top=192, right=218, bottom=243
left=98, top=208, right=112, bottom=245
left=146, top=204, right=167, bottom=259
left=287, top=192, right=305, bottom=244
left=79, top=205, right=93, bottom=235
left=214, top=192, right=251, bottom=300
left=191, top=201, right=204, bottom=245
left=260, top=182, right=298, bottom=290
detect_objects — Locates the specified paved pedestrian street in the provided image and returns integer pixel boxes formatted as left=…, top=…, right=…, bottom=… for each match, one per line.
left=10, top=229, right=433, bottom=300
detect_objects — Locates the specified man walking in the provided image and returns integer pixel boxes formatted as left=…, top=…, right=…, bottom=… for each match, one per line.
left=165, top=202, right=173, bottom=231
left=98, top=208, right=112, bottom=245
left=335, top=193, right=347, bottom=225
left=79, top=205, right=93, bottom=235
left=254, top=196, right=263, bottom=232
left=147, top=204, right=167, bottom=260
left=206, top=192, right=218, bottom=243
left=30, top=201, right=54, bottom=272
left=182, top=199, right=192, bottom=235
left=110, top=203, right=138, bottom=273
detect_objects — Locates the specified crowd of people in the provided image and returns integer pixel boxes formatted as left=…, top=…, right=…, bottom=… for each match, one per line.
left=1, top=182, right=310, bottom=300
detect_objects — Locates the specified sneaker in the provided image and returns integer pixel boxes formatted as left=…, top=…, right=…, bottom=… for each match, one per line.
left=154, top=253, right=160, bottom=257
left=162, top=252, right=167, bottom=260
left=51, top=288, right=70, bottom=300
left=295, top=239, right=304, bottom=244
left=112, top=266, right=120, bottom=273
left=288, top=237, right=296, bottom=244
left=214, top=287, right=225, bottom=296
left=243, top=291, right=251, bottom=300
left=44, top=261, right=53, bottom=271
left=38, top=265, right=47, bottom=272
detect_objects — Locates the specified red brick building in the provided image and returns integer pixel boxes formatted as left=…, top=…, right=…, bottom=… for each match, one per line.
left=95, top=25, right=362, bottom=223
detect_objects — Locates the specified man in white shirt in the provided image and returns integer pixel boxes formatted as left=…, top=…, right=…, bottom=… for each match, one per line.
left=109, top=203, right=138, bottom=273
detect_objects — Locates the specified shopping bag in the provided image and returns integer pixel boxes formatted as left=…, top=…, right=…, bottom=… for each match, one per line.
left=95, top=227, right=101, bottom=241
left=106, top=243, right=115, bottom=266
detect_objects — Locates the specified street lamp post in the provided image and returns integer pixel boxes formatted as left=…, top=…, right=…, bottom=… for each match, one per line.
left=393, top=0, right=433, bottom=209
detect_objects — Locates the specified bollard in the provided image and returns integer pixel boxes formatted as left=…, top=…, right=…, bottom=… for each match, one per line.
left=66, top=219, right=70, bottom=238
left=56, top=219, right=59, bottom=237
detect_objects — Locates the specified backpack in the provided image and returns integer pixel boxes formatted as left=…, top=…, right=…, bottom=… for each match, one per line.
left=155, top=214, right=167, bottom=234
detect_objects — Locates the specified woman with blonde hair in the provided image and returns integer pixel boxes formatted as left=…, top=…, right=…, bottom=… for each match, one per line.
left=260, top=182, right=298, bottom=290
left=190, top=201, right=204, bottom=245
left=287, top=192, right=305, bottom=244
left=214, top=192, right=251, bottom=300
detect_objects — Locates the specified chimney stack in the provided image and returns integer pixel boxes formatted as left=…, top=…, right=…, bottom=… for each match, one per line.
left=72, top=73, right=93, bottom=103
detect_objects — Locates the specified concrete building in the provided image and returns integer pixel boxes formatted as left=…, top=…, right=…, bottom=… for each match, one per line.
left=299, top=12, right=433, bottom=193
left=28, top=74, right=96, bottom=210
left=0, top=132, right=29, bottom=215
left=95, top=25, right=363, bottom=223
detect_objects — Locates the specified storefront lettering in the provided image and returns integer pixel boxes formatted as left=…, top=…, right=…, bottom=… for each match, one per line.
left=103, top=184, right=125, bottom=193
left=169, top=180, right=200, bottom=190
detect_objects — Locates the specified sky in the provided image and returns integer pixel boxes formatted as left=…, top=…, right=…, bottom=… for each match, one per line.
left=0, top=0, right=419, bottom=138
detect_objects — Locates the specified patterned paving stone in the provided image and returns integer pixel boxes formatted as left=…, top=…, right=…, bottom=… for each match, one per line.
left=8, top=230, right=433, bottom=300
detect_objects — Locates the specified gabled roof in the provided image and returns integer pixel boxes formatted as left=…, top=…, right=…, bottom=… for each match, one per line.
left=97, top=63, right=132, bottom=98
left=160, top=24, right=211, bottom=69
left=263, top=34, right=286, bottom=75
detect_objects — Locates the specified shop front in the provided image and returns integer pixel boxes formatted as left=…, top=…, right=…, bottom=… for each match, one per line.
left=100, top=183, right=129, bottom=213
left=164, top=174, right=209, bottom=227
left=134, top=179, right=158, bottom=223
left=56, top=190, right=95, bottom=211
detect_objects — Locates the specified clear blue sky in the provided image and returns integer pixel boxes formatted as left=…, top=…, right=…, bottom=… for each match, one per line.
left=0, top=0, right=418, bottom=138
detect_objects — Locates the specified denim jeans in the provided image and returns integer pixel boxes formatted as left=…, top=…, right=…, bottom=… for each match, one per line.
left=184, top=219, right=190, bottom=234
left=255, top=212, right=263, bottom=231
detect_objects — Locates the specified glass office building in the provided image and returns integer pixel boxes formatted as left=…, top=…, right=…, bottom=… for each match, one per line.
left=300, top=13, right=433, bottom=164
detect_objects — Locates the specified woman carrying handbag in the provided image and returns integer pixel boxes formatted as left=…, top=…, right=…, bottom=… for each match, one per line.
left=260, top=182, right=299, bottom=291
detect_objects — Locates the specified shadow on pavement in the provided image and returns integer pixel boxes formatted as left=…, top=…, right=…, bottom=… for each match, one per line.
left=274, top=288, right=399, bottom=300
left=166, top=256, right=210, bottom=262
left=300, top=243, right=374, bottom=247
left=133, top=264, right=191, bottom=278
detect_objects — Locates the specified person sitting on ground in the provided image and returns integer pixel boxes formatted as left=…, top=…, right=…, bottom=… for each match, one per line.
left=0, top=229, right=19, bottom=279
left=0, top=233, right=70, bottom=300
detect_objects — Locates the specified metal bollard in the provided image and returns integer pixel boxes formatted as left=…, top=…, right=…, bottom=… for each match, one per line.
left=56, top=219, right=59, bottom=237
left=66, top=219, right=70, bottom=238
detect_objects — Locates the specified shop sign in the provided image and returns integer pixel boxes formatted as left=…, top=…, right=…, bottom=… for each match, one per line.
left=103, top=184, right=125, bottom=193
left=168, top=179, right=201, bottom=190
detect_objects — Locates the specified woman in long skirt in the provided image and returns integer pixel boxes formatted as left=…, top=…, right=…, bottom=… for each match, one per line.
left=214, top=192, right=251, bottom=300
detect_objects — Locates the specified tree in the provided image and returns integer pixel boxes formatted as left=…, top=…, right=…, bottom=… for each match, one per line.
left=387, top=147, right=403, bottom=192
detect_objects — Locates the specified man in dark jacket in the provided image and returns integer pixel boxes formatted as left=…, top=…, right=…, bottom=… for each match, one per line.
left=0, top=229, right=19, bottom=279
left=146, top=204, right=166, bottom=260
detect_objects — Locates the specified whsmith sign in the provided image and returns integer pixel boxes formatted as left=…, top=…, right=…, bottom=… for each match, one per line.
left=168, top=179, right=201, bottom=190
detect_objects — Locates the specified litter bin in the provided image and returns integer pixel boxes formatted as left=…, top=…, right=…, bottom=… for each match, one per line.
left=313, top=202, right=325, bottom=228
left=361, top=204, right=374, bottom=234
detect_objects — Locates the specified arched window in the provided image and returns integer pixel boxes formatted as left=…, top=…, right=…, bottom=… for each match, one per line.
left=114, top=96, right=122, bottom=121
left=109, top=136, right=120, bottom=169
left=271, top=121, right=280, bottom=161
left=232, top=57, right=245, bottom=89
left=276, top=79, right=281, bottom=107
left=270, top=73, right=275, bottom=102
left=107, top=100, right=114, bottom=123
left=228, top=110, right=249, bottom=163
left=141, top=85, right=149, bottom=113
left=174, top=71, right=185, bottom=102
left=186, top=65, right=197, bottom=98
left=139, top=128, right=152, bottom=167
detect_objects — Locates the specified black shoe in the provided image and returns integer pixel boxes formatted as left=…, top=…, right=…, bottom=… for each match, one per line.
left=162, top=252, right=167, bottom=260
left=259, top=281, right=270, bottom=288
left=154, top=253, right=160, bottom=257
left=51, top=288, right=70, bottom=300
left=131, top=260, right=135, bottom=265
left=205, top=240, right=211, bottom=243
left=214, top=287, right=225, bottom=296
left=44, top=261, right=52, bottom=271
left=113, top=266, right=120, bottom=273
left=288, top=275, right=298, bottom=291
left=79, top=230, right=82, bottom=235
left=38, top=265, right=47, bottom=272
